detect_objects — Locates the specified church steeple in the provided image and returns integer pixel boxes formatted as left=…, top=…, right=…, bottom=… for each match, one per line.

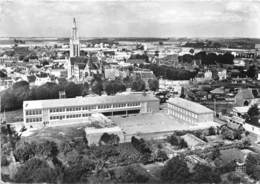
left=70, top=17, right=80, bottom=57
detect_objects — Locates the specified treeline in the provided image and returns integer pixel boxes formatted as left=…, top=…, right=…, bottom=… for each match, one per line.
left=0, top=80, right=88, bottom=112
left=1, top=76, right=159, bottom=112
left=143, top=64, right=197, bottom=80
left=179, top=52, right=234, bottom=65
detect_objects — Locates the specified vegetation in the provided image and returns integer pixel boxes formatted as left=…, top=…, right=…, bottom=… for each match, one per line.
left=245, top=153, right=260, bottom=179
left=120, top=165, right=149, bottom=183
left=148, top=79, right=159, bottom=91
left=161, top=156, right=191, bottom=182
left=14, top=158, right=58, bottom=183
left=104, top=79, right=126, bottom=95
left=192, top=164, right=221, bottom=183
left=143, top=64, right=197, bottom=80
left=166, top=134, right=188, bottom=149
left=131, top=78, right=146, bottom=91
left=245, top=104, right=260, bottom=126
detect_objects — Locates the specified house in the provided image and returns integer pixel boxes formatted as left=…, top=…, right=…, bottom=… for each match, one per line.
left=185, top=155, right=210, bottom=172
left=234, top=88, right=254, bottom=106
left=181, top=133, right=207, bottom=150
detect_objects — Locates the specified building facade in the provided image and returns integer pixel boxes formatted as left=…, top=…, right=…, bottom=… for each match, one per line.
left=167, top=97, right=214, bottom=124
left=23, top=93, right=159, bottom=128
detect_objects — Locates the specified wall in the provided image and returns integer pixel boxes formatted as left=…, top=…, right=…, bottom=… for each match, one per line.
left=244, top=123, right=260, bottom=135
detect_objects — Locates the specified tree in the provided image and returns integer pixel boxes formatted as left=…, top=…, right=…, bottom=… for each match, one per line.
left=104, top=80, right=126, bottom=95
left=64, top=82, right=82, bottom=98
left=211, top=147, right=221, bottom=160
left=221, top=126, right=235, bottom=140
left=252, top=165, right=260, bottom=180
left=14, top=158, right=58, bottom=183
left=155, top=150, right=168, bottom=161
left=246, top=65, right=258, bottom=79
left=245, top=153, right=260, bottom=176
left=14, top=142, right=36, bottom=162
left=192, top=164, right=221, bottom=183
left=131, top=78, right=145, bottom=91
left=63, top=156, right=95, bottom=183
left=246, top=104, right=260, bottom=126
left=148, top=79, right=159, bottom=91
left=161, top=156, right=191, bottom=182
left=121, top=165, right=149, bottom=183
left=91, top=80, right=103, bottom=95
left=208, top=126, right=216, bottom=135
left=36, top=140, right=59, bottom=159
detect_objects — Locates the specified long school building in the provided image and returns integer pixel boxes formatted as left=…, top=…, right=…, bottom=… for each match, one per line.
left=167, top=97, right=214, bottom=124
left=23, top=93, right=159, bottom=128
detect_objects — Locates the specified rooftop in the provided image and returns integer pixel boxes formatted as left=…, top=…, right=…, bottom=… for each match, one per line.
left=168, top=97, right=213, bottom=114
left=85, top=126, right=122, bottom=135
left=23, top=93, right=159, bottom=109
left=181, top=133, right=206, bottom=147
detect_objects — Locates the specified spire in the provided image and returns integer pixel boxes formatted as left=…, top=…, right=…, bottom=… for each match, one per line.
left=72, top=17, right=78, bottom=40
left=73, top=17, right=76, bottom=29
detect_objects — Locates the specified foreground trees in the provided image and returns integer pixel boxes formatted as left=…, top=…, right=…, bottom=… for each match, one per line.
left=14, top=158, right=58, bottom=183
left=161, top=156, right=191, bottom=182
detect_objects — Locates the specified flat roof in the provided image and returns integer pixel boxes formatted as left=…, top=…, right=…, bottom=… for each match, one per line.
left=85, top=126, right=122, bottom=135
left=23, top=93, right=159, bottom=109
left=168, top=97, right=213, bottom=114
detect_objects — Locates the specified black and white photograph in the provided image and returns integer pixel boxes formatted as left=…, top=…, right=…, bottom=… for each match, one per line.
left=1, top=0, right=260, bottom=183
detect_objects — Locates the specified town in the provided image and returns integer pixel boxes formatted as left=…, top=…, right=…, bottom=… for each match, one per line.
left=1, top=2, right=260, bottom=184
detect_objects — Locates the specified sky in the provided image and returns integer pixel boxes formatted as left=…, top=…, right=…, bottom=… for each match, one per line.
left=0, top=0, right=260, bottom=38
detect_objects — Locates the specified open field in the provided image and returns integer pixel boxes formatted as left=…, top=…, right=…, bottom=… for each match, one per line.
left=22, top=123, right=87, bottom=145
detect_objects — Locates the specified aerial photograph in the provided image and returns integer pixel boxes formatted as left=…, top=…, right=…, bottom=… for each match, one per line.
left=1, top=0, right=260, bottom=183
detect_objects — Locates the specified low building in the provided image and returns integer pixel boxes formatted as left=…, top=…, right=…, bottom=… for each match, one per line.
left=234, top=88, right=254, bottom=106
left=23, top=93, right=159, bottom=128
left=85, top=126, right=124, bottom=145
left=185, top=155, right=210, bottom=172
left=167, top=97, right=214, bottom=124
left=181, top=133, right=207, bottom=150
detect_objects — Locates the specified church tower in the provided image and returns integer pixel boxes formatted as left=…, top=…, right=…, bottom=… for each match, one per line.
left=70, top=18, right=80, bottom=57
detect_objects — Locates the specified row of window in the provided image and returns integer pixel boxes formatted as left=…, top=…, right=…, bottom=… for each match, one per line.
left=26, top=117, right=42, bottom=123
left=82, top=106, right=96, bottom=110
left=26, top=110, right=42, bottom=115
left=48, top=102, right=142, bottom=113
left=50, top=115, right=65, bottom=120
left=66, top=114, right=81, bottom=119
left=50, top=108, right=65, bottom=113
left=66, top=107, right=81, bottom=111
left=168, top=104, right=198, bottom=118
left=169, top=110, right=197, bottom=123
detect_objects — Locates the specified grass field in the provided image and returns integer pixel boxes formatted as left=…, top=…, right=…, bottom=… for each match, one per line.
left=22, top=124, right=87, bottom=145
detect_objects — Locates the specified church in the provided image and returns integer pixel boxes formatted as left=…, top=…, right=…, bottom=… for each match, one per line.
left=67, top=18, right=101, bottom=82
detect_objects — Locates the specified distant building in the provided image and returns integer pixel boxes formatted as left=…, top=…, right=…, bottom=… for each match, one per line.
left=133, top=69, right=156, bottom=88
left=167, top=97, right=214, bottom=124
left=23, top=93, right=159, bottom=128
left=218, top=69, right=227, bottom=80
left=70, top=18, right=80, bottom=58
left=234, top=88, right=254, bottom=106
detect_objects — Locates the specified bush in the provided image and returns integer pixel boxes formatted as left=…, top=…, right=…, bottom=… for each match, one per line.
left=161, top=156, right=191, bottom=182
left=14, top=158, right=58, bottom=183
left=120, top=165, right=149, bottom=183
left=1, top=155, right=9, bottom=166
